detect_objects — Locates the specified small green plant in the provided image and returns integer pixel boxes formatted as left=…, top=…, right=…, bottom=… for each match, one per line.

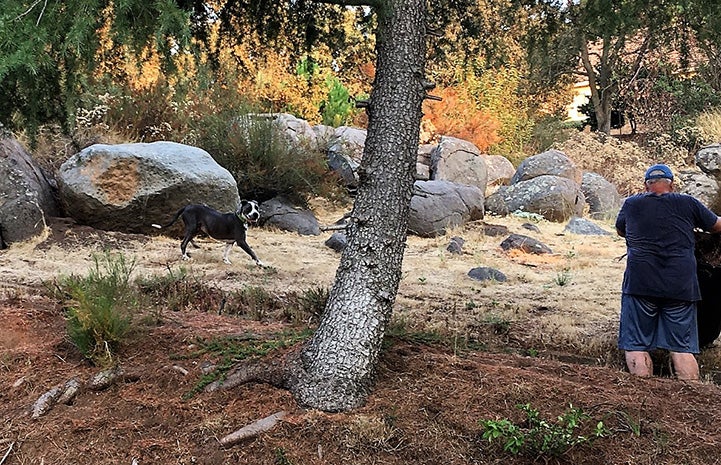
left=554, top=268, right=572, bottom=286
left=418, top=276, right=427, bottom=284
left=274, top=447, right=295, bottom=465
left=479, top=403, right=608, bottom=457
left=60, top=252, right=137, bottom=366
left=296, top=285, right=329, bottom=320
left=234, top=285, right=276, bottom=321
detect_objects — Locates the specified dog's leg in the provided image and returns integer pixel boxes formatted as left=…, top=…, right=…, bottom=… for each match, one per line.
left=180, top=226, right=199, bottom=261
left=222, top=242, right=233, bottom=264
left=236, top=239, right=263, bottom=266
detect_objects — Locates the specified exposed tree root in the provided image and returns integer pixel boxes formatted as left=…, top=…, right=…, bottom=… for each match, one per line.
left=220, top=411, right=287, bottom=446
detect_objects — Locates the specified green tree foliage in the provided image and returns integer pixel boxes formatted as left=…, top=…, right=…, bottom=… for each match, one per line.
left=0, top=0, right=192, bottom=138
left=520, top=0, right=721, bottom=134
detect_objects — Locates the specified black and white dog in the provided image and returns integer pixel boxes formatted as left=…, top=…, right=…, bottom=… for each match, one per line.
left=152, top=200, right=263, bottom=266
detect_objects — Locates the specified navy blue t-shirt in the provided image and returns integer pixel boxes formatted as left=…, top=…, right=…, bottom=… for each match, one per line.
left=615, top=192, right=719, bottom=301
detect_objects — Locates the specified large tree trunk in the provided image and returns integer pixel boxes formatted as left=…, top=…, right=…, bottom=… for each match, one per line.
left=287, top=0, right=427, bottom=412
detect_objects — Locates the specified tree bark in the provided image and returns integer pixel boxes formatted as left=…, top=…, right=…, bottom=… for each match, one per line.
left=287, top=0, right=427, bottom=412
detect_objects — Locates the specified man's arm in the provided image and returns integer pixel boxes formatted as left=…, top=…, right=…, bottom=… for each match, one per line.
left=710, top=217, right=721, bottom=233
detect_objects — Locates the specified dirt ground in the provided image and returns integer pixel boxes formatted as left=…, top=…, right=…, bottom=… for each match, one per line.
left=3, top=201, right=721, bottom=465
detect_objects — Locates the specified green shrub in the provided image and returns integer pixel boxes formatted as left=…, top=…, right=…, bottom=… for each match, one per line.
left=60, top=252, right=137, bottom=366
left=479, top=403, right=607, bottom=457
left=321, top=77, right=358, bottom=127
left=193, top=112, right=339, bottom=204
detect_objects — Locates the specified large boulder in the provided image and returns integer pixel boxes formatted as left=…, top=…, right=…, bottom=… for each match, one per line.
left=695, top=144, right=721, bottom=181
left=485, top=175, right=585, bottom=222
left=484, top=155, right=515, bottom=188
left=677, top=170, right=720, bottom=210
left=326, top=126, right=367, bottom=191
left=408, top=180, right=484, bottom=238
left=58, top=142, right=240, bottom=233
left=0, top=135, right=60, bottom=246
left=430, top=136, right=488, bottom=192
left=581, top=172, right=622, bottom=219
left=415, top=144, right=435, bottom=181
left=259, top=196, right=321, bottom=236
left=510, top=149, right=582, bottom=185
left=271, top=113, right=318, bottom=147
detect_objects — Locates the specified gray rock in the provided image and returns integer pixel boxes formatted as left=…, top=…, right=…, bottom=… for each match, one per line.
left=327, top=151, right=360, bottom=190
left=500, top=233, right=553, bottom=254
left=563, top=216, right=612, bottom=236
left=447, top=236, right=465, bottom=255
left=485, top=175, right=585, bottom=222
left=581, top=172, right=622, bottom=219
left=430, top=136, right=488, bottom=192
left=695, top=144, right=721, bottom=180
left=677, top=170, right=720, bottom=209
left=521, top=222, right=541, bottom=233
left=326, top=126, right=367, bottom=191
left=259, top=197, right=320, bottom=236
left=58, top=142, right=239, bottom=233
left=511, top=149, right=582, bottom=184
left=468, top=267, right=507, bottom=282
left=325, top=232, right=347, bottom=252
left=272, top=113, right=318, bottom=147
left=481, top=223, right=509, bottom=237
left=484, top=154, right=515, bottom=188
left=0, top=135, right=60, bottom=245
left=408, top=180, right=484, bottom=238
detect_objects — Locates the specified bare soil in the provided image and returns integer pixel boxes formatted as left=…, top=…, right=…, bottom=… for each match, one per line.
left=3, top=201, right=721, bottom=465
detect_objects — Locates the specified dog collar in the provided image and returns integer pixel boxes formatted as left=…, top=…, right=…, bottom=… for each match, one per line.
left=236, top=212, right=249, bottom=224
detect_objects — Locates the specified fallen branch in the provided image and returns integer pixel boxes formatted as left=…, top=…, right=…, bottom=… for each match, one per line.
left=220, top=411, right=287, bottom=447
left=0, top=441, right=15, bottom=465
left=319, top=224, right=348, bottom=232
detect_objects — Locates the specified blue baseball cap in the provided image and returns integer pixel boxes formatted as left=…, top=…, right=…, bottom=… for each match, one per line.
left=645, top=164, right=674, bottom=181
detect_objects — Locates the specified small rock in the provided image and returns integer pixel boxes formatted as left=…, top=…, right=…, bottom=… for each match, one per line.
left=500, top=233, right=552, bottom=254
left=30, top=386, right=62, bottom=419
left=324, top=232, right=347, bottom=252
left=88, top=367, right=123, bottom=391
left=57, top=378, right=82, bottom=405
left=447, top=236, right=465, bottom=255
left=468, top=267, right=507, bottom=282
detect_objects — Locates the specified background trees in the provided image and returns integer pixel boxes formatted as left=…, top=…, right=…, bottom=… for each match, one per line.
left=522, top=0, right=721, bottom=135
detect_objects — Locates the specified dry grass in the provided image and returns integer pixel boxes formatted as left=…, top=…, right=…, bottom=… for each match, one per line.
left=697, top=109, right=721, bottom=144
left=0, top=199, right=628, bottom=361
left=556, top=131, right=692, bottom=197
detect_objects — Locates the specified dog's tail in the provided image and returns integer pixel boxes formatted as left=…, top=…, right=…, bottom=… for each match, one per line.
left=151, top=206, right=186, bottom=230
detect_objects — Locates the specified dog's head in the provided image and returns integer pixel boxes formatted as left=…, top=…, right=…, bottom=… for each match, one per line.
left=237, top=200, right=260, bottom=224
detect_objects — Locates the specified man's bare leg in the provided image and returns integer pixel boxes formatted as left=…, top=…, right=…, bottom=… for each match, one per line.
left=625, top=351, right=653, bottom=377
left=670, top=352, right=699, bottom=381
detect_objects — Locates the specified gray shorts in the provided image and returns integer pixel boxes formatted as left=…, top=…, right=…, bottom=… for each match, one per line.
left=618, top=294, right=699, bottom=354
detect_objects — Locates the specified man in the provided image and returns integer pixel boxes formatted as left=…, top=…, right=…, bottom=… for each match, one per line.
left=615, top=163, right=721, bottom=380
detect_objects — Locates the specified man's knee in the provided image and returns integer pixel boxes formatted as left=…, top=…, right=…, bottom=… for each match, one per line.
left=670, top=352, right=699, bottom=381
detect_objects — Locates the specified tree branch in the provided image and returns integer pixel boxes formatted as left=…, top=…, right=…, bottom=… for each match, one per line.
left=13, top=0, right=41, bottom=21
